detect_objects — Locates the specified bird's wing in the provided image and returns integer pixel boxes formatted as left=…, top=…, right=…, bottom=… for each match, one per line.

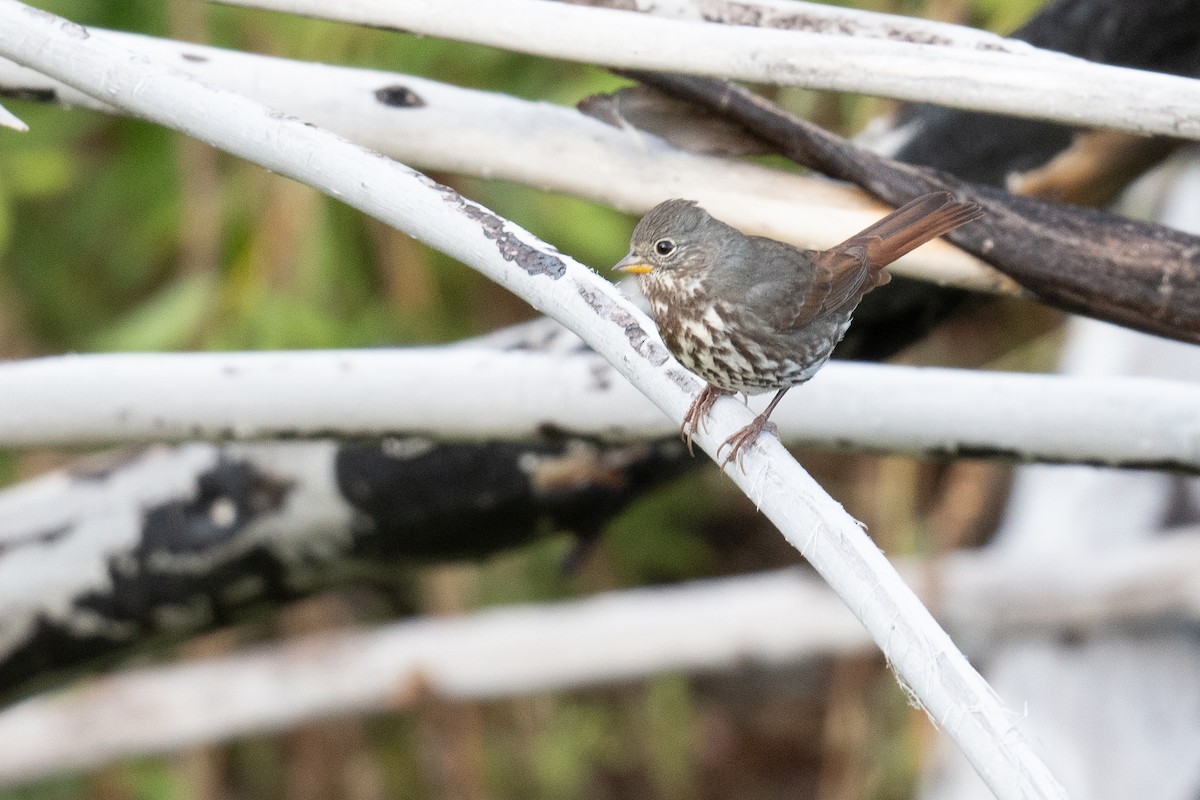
left=744, top=238, right=884, bottom=332
left=802, top=243, right=889, bottom=325
left=743, top=193, right=980, bottom=332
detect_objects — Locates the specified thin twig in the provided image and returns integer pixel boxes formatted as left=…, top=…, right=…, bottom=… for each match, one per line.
left=0, top=100, right=26, bottom=130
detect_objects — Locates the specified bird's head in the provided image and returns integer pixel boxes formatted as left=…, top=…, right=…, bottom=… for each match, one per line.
left=613, top=199, right=738, bottom=277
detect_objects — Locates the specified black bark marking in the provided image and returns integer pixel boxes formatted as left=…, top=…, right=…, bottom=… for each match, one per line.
left=375, top=85, right=425, bottom=108
left=588, top=359, right=614, bottom=391
left=336, top=440, right=544, bottom=557
left=334, top=438, right=693, bottom=559
left=0, top=524, right=72, bottom=557
left=693, top=2, right=960, bottom=46
left=932, top=443, right=1200, bottom=474
left=453, top=202, right=566, bottom=278
left=666, top=367, right=701, bottom=393
left=0, top=87, right=57, bottom=103
left=364, top=24, right=414, bottom=35
left=820, top=439, right=1200, bottom=475
left=142, top=458, right=293, bottom=554
left=576, top=283, right=670, bottom=365
left=181, top=53, right=209, bottom=63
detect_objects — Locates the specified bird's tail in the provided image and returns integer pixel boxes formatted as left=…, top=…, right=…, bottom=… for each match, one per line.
left=850, top=191, right=983, bottom=268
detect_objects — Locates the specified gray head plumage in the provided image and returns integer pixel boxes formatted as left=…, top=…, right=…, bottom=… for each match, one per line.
left=632, top=199, right=712, bottom=243
left=616, top=199, right=745, bottom=276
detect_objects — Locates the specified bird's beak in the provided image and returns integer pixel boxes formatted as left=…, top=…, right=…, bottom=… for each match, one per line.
left=613, top=251, right=652, bottom=274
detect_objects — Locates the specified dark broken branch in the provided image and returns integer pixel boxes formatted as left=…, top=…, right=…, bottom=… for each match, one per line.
left=0, top=432, right=690, bottom=703
left=621, top=71, right=1200, bottom=344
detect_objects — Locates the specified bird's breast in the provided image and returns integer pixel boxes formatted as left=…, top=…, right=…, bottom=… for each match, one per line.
left=638, top=271, right=847, bottom=394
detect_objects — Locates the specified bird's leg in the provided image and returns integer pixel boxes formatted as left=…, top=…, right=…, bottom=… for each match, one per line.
left=681, top=384, right=733, bottom=456
left=718, top=387, right=791, bottom=469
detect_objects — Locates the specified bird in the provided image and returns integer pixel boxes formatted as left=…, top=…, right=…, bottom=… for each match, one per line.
left=614, top=191, right=983, bottom=467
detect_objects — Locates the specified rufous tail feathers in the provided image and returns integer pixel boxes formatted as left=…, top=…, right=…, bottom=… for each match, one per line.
left=849, top=191, right=983, bottom=270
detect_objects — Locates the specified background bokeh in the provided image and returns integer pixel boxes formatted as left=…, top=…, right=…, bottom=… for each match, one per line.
left=0, top=1, right=1049, bottom=798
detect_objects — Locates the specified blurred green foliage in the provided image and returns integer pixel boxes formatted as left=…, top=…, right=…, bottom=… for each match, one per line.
left=0, top=1, right=635, bottom=359
left=0, top=1, right=1045, bottom=798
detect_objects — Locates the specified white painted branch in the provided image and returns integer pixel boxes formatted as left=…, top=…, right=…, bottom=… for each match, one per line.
left=4, top=530, right=1200, bottom=785
left=0, top=570, right=864, bottom=784
left=936, top=527, right=1200, bottom=640
left=0, top=4, right=1063, bottom=798
left=572, top=0, right=1037, bottom=52
left=225, top=0, right=1200, bottom=140
left=0, top=100, right=25, bottom=130
left=0, top=29, right=1011, bottom=293
left=1, top=349, right=1198, bottom=472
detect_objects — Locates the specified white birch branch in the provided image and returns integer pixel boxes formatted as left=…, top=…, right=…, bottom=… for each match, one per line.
left=4, top=529, right=1200, bottom=785
left=567, top=0, right=1038, bottom=52
left=0, top=4, right=1064, bottom=798
left=0, top=29, right=1012, bottom=294
left=0, top=569, right=865, bottom=785
left=0, top=349, right=1198, bottom=472
left=224, top=0, right=1200, bottom=140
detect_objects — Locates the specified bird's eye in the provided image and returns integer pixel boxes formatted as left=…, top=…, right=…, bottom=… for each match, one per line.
left=654, top=238, right=676, bottom=257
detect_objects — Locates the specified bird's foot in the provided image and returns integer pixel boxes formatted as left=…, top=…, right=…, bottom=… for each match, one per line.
left=681, top=385, right=733, bottom=456
left=717, top=415, right=779, bottom=470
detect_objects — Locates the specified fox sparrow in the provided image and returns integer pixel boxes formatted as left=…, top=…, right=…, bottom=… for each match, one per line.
left=614, top=191, right=983, bottom=467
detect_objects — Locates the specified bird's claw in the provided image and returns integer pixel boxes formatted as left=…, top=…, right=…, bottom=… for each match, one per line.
left=680, top=385, right=731, bottom=456
left=717, top=418, right=779, bottom=470
left=680, top=385, right=780, bottom=469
